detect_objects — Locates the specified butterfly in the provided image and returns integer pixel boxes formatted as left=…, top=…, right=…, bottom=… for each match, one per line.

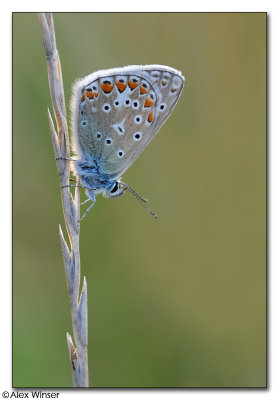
left=68, top=65, right=184, bottom=220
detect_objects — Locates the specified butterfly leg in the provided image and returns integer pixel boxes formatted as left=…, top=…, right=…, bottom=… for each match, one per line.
left=79, top=196, right=96, bottom=222
left=61, top=184, right=92, bottom=189
left=81, top=198, right=91, bottom=206
left=55, top=157, right=77, bottom=161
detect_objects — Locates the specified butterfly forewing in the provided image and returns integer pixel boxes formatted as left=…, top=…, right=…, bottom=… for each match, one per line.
left=71, top=65, right=184, bottom=178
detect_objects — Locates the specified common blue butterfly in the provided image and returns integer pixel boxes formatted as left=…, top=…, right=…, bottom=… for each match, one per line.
left=69, top=65, right=184, bottom=220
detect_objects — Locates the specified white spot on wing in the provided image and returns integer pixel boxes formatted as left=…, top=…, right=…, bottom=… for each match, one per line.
left=124, top=98, right=131, bottom=107
left=159, top=103, right=166, bottom=112
left=96, top=132, right=102, bottom=140
left=133, top=132, right=142, bottom=141
left=132, top=99, right=140, bottom=110
left=117, top=149, right=125, bottom=158
left=112, top=118, right=126, bottom=135
left=105, top=137, right=113, bottom=146
left=134, top=115, right=143, bottom=124
left=81, top=119, right=88, bottom=127
left=102, top=103, right=111, bottom=113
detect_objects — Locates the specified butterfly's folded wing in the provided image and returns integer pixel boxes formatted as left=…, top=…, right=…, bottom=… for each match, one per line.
left=70, top=65, right=184, bottom=179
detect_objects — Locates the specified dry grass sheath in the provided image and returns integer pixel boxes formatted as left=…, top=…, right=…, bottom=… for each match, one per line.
left=38, top=13, right=89, bottom=387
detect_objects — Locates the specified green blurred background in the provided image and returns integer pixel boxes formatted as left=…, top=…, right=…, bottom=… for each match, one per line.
left=13, top=13, right=266, bottom=387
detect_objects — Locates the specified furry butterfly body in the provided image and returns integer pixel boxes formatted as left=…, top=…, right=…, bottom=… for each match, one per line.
left=70, top=65, right=184, bottom=219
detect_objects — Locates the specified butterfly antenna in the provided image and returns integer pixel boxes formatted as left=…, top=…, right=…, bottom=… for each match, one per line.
left=121, top=183, right=158, bottom=219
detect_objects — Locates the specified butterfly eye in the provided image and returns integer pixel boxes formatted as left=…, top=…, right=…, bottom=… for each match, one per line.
left=134, top=115, right=143, bottom=125
left=133, top=132, right=142, bottom=141
left=110, top=182, right=119, bottom=193
left=102, top=103, right=111, bottom=113
left=117, top=149, right=125, bottom=158
left=105, top=137, right=113, bottom=146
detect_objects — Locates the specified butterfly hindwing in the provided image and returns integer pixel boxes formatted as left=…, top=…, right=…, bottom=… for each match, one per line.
left=71, top=65, right=184, bottom=178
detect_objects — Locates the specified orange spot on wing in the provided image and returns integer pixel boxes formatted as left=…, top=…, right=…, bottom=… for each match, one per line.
left=128, top=81, right=139, bottom=90
left=101, top=82, right=113, bottom=93
left=140, top=86, right=148, bottom=95
left=116, top=82, right=127, bottom=92
left=162, top=80, right=167, bottom=86
left=93, top=92, right=98, bottom=98
left=144, top=98, right=153, bottom=107
left=86, top=91, right=94, bottom=99
left=81, top=94, right=85, bottom=101
left=148, top=112, right=154, bottom=123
